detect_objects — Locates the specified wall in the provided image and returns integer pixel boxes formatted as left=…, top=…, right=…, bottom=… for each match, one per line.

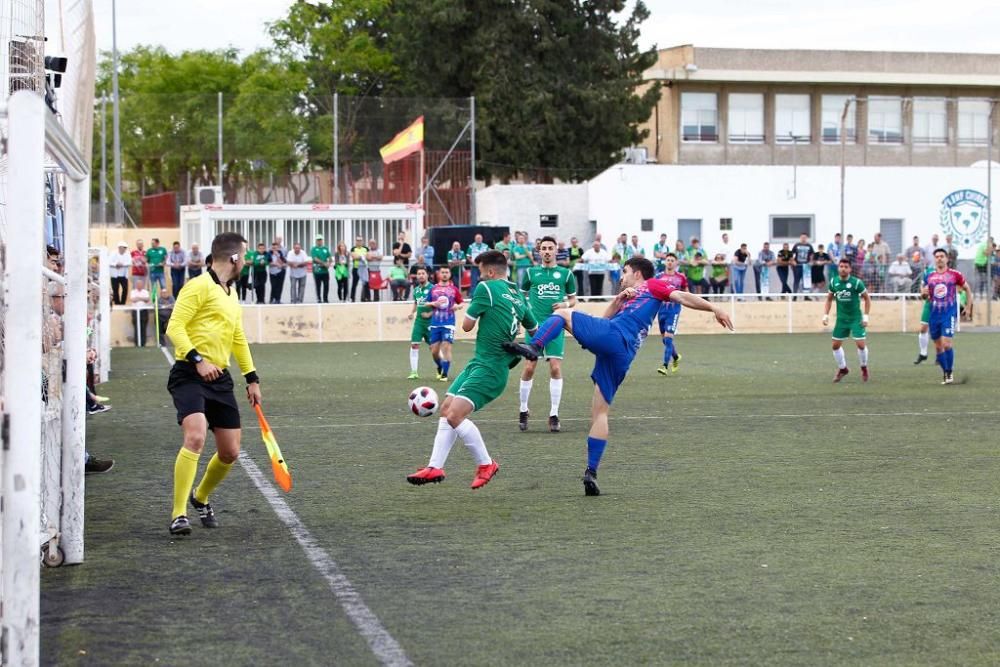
left=476, top=183, right=593, bottom=243
left=588, top=164, right=997, bottom=259
left=107, top=298, right=993, bottom=348
left=89, top=226, right=180, bottom=251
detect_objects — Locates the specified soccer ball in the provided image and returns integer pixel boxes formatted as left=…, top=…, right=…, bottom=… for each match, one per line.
left=408, top=386, right=439, bottom=417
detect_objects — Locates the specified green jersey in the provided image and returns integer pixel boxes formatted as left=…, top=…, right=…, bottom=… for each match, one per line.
left=241, top=250, right=254, bottom=276
left=311, top=245, right=331, bottom=274
left=829, top=275, right=866, bottom=322
left=511, top=243, right=532, bottom=268
left=412, top=282, right=433, bottom=316
left=251, top=250, right=269, bottom=274
left=447, top=249, right=466, bottom=266
left=146, top=246, right=167, bottom=273
left=653, top=242, right=670, bottom=270
left=520, top=265, right=577, bottom=319
left=467, top=279, right=537, bottom=362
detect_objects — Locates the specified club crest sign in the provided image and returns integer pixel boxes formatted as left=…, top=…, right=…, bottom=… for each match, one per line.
left=939, top=189, right=989, bottom=249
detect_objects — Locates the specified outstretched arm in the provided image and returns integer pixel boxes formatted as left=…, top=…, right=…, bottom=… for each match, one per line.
left=668, top=290, right=734, bottom=330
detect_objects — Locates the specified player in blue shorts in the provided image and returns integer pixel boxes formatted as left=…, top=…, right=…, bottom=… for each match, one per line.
left=505, top=257, right=733, bottom=496
left=428, top=267, right=464, bottom=381
left=654, top=253, right=688, bottom=375
left=922, top=248, right=972, bottom=384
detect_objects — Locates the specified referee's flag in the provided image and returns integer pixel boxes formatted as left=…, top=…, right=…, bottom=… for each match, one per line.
left=254, top=404, right=292, bottom=492
left=379, top=116, right=424, bottom=164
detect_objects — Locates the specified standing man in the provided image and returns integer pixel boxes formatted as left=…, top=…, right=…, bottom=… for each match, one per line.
left=493, top=231, right=512, bottom=256
left=187, top=243, right=205, bottom=279
left=165, top=232, right=261, bottom=536
left=823, top=258, right=872, bottom=383
left=504, top=257, right=732, bottom=496
left=131, top=239, right=148, bottom=289
left=406, top=251, right=538, bottom=490
left=942, top=234, right=958, bottom=268
left=791, top=233, right=814, bottom=296
left=418, top=235, right=435, bottom=269
left=239, top=245, right=253, bottom=302
left=168, top=241, right=187, bottom=298
left=906, top=236, right=925, bottom=269
left=568, top=237, right=585, bottom=295
left=286, top=242, right=310, bottom=304
left=266, top=240, right=287, bottom=304
left=363, top=238, right=384, bottom=302
left=754, top=241, right=775, bottom=297
left=466, top=233, right=489, bottom=293
left=518, top=236, right=577, bottom=432
left=581, top=240, right=611, bottom=296
left=628, top=235, right=645, bottom=259
left=310, top=235, right=331, bottom=303
left=922, top=248, right=972, bottom=384
left=776, top=242, right=794, bottom=294
left=428, top=266, right=463, bottom=382
left=391, top=231, right=412, bottom=267
left=110, top=241, right=130, bottom=305
left=406, top=266, right=435, bottom=379
left=828, top=233, right=844, bottom=283
left=146, top=238, right=168, bottom=296
left=251, top=242, right=269, bottom=304
left=447, top=241, right=466, bottom=289
left=870, top=232, right=891, bottom=267
left=732, top=243, right=750, bottom=295
left=511, top=232, right=533, bottom=286
left=655, top=253, right=688, bottom=375
left=652, top=233, right=670, bottom=274
left=350, top=236, right=369, bottom=302
left=923, top=234, right=940, bottom=266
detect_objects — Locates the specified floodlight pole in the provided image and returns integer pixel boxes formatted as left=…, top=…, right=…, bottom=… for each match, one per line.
left=100, top=95, right=107, bottom=222
left=470, top=96, right=476, bottom=224
left=333, top=91, right=339, bottom=204
left=217, top=92, right=223, bottom=190
left=111, top=0, right=123, bottom=224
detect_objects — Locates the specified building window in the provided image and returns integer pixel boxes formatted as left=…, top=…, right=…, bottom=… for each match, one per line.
left=728, top=93, right=764, bottom=143
left=775, top=94, right=811, bottom=143
left=719, top=218, right=733, bottom=231
left=821, top=95, right=856, bottom=143
left=539, top=214, right=558, bottom=228
left=912, top=98, right=948, bottom=145
left=641, top=219, right=653, bottom=232
left=770, top=215, right=813, bottom=240
left=868, top=97, right=902, bottom=144
left=680, top=92, right=718, bottom=143
left=958, top=98, right=991, bottom=146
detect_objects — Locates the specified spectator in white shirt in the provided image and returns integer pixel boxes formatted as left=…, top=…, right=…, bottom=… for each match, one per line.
left=888, top=254, right=913, bottom=293
left=110, top=241, right=130, bottom=305
left=187, top=243, right=205, bottom=278
left=128, top=277, right=151, bottom=346
left=286, top=242, right=310, bottom=304
left=581, top=241, right=611, bottom=296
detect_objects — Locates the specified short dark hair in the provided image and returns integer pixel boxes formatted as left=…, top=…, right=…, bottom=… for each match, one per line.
left=539, top=236, right=557, bottom=246
left=211, top=231, right=248, bottom=262
left=415, top=266, right=428, bottom=275
left=665, top=252, right=678, bottom=260
left=838, top=257, right=851, bottom=266
left=624, top=256, right=655, bottom=279
left=475, top=250, right=508, bottom=270
left=934, top=248, right=948, bottom=256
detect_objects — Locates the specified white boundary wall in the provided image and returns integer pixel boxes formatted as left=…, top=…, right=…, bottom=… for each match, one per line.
left=476, top=183, right=592, bottom=242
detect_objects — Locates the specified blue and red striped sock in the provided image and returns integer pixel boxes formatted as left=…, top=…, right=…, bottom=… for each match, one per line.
left=531, top=314, right=565, bottom=350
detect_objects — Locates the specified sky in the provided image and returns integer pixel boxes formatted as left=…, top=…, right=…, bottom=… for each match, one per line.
left=82, top=0, right=1000, bottom=57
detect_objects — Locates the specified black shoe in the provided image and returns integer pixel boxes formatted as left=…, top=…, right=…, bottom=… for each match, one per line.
left=502, top=340, right=539, bottom=362
left=189, top=491, right=218, bottom=528
left=914, top=354, right=928, bottom=365
left=548, top=415, right=560, bottom=433
left=87, top=404, right=111, bottom=415
left=942, top=372, right=954, bottom=385
left=518, top=410, right=529, bottom=432
left=85, top=456, right=114, bottom=474
left=582, top=468, right=600, bottom=496
left=169, top=515, right=192, bottom=536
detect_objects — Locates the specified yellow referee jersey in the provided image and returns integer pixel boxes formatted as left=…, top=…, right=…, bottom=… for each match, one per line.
left=166, top=270, right=255, bottom=375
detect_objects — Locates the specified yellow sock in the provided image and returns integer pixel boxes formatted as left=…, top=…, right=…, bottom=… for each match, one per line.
left=172, top=448, right=200, bottom=519
left=194, top=453, right=234, bottom=505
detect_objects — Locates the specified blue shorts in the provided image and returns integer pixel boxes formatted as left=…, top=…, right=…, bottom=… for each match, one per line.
left=429, top=326, right=455, bottom=345
left=571, top=311, right=634, bottom=405
left=657, top=303, right=681, bottom=335
left=929, top=314, right=955, bottom=340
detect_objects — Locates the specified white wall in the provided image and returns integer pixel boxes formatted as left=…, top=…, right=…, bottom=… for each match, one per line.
left=476, top=183, right=593, bottom=243
left=588, top=164, right=996, bottom=259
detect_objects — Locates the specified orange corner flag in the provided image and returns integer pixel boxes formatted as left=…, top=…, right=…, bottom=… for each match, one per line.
left=380, top=116, right=424, bottom=164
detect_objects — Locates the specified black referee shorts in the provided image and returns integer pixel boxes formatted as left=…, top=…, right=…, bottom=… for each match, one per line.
left=167, top=361, right=241, bottom=430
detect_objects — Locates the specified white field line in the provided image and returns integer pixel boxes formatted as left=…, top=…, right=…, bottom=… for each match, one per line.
left=158, top=354, right=411, bottom=666
left=244, top=410, right=1000, bottom=431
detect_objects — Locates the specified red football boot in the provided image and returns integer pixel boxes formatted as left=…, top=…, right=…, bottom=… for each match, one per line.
left=406, top=467, right=446, bottom=485
left=861, top=366, right=869, bottom=382
left=833, top=367, right=849, bottom=383
left=470, top=460, right=500, bottom=490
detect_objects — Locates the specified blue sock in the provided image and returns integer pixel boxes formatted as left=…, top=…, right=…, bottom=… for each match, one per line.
left=532, top=314, right=565, bottom=350
left=945, top=348, right=954, bottom=372
left=434, top=357, right=442, bottom=372
left=587, top=437, right=608, bottom=472
left=441, top=360, right=450, bottom=376
left=662, top=337, right=674, bottom=365
left=935, top=352, right=943, bottom=368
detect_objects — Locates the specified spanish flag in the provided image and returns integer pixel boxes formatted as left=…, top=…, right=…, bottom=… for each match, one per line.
left=380, top=116, right=424, bottom=164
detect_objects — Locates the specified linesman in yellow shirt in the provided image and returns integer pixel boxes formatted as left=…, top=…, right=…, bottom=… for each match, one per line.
left=166, top=231, right=262, bottom=536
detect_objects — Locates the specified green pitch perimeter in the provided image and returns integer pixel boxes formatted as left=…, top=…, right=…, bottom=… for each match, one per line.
left=43, top=333, right=1000, bottom=665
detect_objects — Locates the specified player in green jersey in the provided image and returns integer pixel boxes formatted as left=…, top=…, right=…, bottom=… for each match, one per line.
left=407, top=266, right=435, bottom=379
left=914, top=264, right=934, bottom=364
left=518, top=236, right=577, bottom=432
left=407, top=251, right=538, bottom=489
left=823, top=258, right=872, bottom=383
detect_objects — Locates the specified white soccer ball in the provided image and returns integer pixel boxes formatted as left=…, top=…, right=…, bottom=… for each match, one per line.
left=408, top=386, right=440, bottom=417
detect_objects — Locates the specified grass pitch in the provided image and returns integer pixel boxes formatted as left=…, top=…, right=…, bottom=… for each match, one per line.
left=43, top=333, right=1000, bottom=665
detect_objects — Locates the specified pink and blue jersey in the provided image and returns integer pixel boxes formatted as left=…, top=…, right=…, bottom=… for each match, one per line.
left=429, top=283, right=463, bottom=326
left=611, top=279, right=678, bottom=349
left=654, top=271, right=688, bottom=316
left=924, top=269, right=965, bottom=318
